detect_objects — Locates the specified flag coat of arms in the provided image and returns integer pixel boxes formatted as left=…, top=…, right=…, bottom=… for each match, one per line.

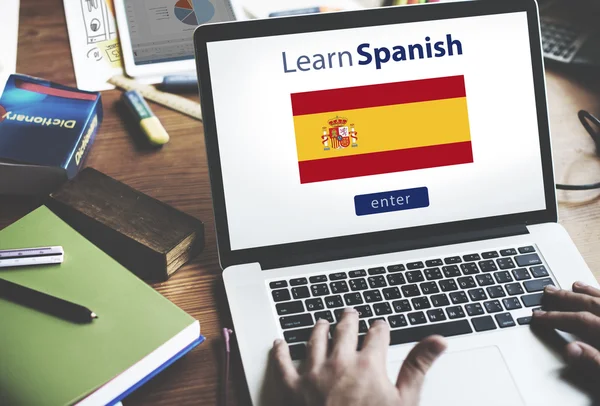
left=291, top=75, right=473, bottom=184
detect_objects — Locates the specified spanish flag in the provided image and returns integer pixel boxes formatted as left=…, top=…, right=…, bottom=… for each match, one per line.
left=291, top=75, right=473, bottom=184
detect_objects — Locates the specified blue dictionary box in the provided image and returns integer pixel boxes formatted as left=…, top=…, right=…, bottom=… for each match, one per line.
left=0, top=74, right=102, bottom=195
left=354, top=187, right=430, bottom=216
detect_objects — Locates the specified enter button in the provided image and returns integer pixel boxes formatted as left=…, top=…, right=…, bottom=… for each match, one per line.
left=354, top=187, right=429, bottom=216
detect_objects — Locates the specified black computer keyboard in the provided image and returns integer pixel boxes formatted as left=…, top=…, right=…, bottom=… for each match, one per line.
left=269, top=245, right=554, bottom=361
left=541, top=17, right=590, bottom=63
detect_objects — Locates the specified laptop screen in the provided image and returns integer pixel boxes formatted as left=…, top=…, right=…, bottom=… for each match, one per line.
left=206, top=11, right=546, bottom=251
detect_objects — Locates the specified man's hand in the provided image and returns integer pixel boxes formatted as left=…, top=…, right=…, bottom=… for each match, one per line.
left=532, top=282, right=600, bottom=372
left=272, top=308, right=447, bottom=406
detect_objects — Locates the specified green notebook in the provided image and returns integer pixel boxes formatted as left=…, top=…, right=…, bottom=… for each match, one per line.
left=0, top=206, right=201, bottom=406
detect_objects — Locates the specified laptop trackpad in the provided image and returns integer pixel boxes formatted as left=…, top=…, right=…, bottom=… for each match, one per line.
left=389, top=346, right=524, bottom=406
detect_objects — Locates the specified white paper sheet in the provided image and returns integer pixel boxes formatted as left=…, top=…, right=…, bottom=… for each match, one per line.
left=63, top=0, right=124, bottom=91
left=0, top=0, right=20, bottom=96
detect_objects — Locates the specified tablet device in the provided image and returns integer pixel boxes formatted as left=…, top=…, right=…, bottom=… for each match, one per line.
left=114, top=0, right=239, bottom=82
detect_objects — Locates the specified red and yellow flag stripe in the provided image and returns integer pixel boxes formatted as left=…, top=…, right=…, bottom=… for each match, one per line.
left=291, top=76, right=473, bottom=184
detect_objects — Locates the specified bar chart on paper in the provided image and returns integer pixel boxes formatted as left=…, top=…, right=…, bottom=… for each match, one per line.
left=174, top=0, right=215, bottom=25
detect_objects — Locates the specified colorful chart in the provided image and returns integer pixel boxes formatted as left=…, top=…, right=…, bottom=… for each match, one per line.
left=174, top=0, right=215, bottom=26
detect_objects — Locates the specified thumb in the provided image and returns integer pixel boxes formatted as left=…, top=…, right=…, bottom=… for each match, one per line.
left=396, top=335, right=447, bottom=404
left=565, top=341, right=600, bottom=372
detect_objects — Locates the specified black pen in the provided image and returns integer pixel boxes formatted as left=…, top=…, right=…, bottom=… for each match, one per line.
left=0, top=277, right=97, bottom=323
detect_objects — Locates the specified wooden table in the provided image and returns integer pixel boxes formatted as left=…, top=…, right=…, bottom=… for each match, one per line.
left=2, top=1, right=600, bottom=405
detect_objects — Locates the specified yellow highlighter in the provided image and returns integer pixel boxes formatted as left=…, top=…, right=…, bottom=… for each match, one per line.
left=122, top=90, right=170, bottom=146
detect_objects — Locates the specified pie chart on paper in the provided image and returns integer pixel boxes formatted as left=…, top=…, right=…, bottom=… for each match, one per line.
left=174, top=0, right=215, bottom=26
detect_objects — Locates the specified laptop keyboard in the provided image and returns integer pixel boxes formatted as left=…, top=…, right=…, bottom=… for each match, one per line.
left=268, top=245, right=555, bottom=360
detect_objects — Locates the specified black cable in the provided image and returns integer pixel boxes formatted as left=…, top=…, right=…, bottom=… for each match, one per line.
left=555, top=110, right=600, bottom=191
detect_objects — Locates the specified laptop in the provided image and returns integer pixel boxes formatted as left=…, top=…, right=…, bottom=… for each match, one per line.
left=193, top=0, right=598, bottom=404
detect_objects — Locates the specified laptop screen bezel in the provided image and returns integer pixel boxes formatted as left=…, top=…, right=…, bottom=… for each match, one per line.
left=193, top=0, right=557, bottom=269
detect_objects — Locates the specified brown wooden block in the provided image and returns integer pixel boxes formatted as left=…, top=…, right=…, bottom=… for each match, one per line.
left=46, top=167, right=204, bottom=281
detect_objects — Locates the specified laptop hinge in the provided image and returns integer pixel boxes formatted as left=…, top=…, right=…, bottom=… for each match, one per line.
left=260, top=224, right=529, bottom=270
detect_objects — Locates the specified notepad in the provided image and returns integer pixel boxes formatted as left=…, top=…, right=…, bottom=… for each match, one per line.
left=0, top=206, right=203, bottom=406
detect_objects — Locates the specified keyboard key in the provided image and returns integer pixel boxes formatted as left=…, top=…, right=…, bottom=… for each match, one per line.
left=524, top=278, right=554, bottom=293
left=461, top=263, right=479, bottom=275
left=476, top=274, right=494, bottom=286
left=292, top=286, right=311, bottom=299
left=439, top=279, right=458, bottom=292
left=388, top=314, right=408, bottom=328
left=280, top=313, right=313, bottom=329
left=420, top=282, right=439, bottom=295
left=311, top=283, right=330, bottom=297
left=334, top=309, right=345, bottom=321
left=515, top=254, right=542, bottom=267
left=472, top=316, right=497, bottom=332
left=330, top=281, right=349, bottom=294
left=325, top=295, right=345, bottom=308
left=402, top=284, right=421, bottom=297
left=424, top=268, right=443, bottom=280
left=272, top=289, right=291, bottom=302
left=406, top=271, right=425, bottom=283
left=426, top=259, right=444, bottom=267
left=484, top=300, right=503, bottom=313
left=359, top=320, right=369, bottom=333
left=349, top=270, right=367, bottom=278
left=373, top=302, right=393, bottom=316
left=446, top=305, right=466, bottom=319
left=368, top=275, right=387, bottom=288
left=518, top=246, right=536, bottom=254
left=468, top=288, right=487, bottom=301
left=458, top=276, right=476, bottom=289
left=502, top=297, right=522, bottom=310
left=408, top=311, right=427, bottom=325
left=495, top=313, right=516, bottom=328
left=290, top=278, right=308, bottom=286
left=383, top=287, right=402, bottom=300
left=305, top=298, right=324, bottom=311
left=343, top=293, right=363, bottom=306
left=497, top=258, right=516, bottom=270
left=482, top=251, right=499, bottom=259
left=387, top=273, right=406, bottom=286
left=531, top=266, right=549, bottom=278
left=355, top=305, right=373, bottom=319
left=450, top=291, right=469, bottom=304
left=463, top=254, right=481, bottom=262
left=310, top=275, right=328, bottom=283
left=486, top=286, right=506, bottom=299
left=444, top=256, right=462, bottom=264
left=314, top=310, right=334, bottom=323
left=364, top=290, right=383, bottom=303
left=389, top=320, right=472, bottom=345
left=431, top=293, right=450, bottom=307
left=329, top=272, right=348, bottom=280
left=500, top=248, right=518, bottom=256
left=493, top=271, right=513, bottom=284
left=517, top=316, right=532, bottom=325
left=465, top=303, right=484, bottom=316
left=412, top=296, right=431, bottom=310
left=512, top=268, right=532, bottom=281
left=427, top=308, right=447, bottom=322
left=368, top=267, right=386, bottom=275
left=478, top=260, right=498, bottom=273
left=442, top=265, right=461, bottom=278
left=407, top=261, right=425, bottom=270
left=270, top=280, right=287, bottom=289
left=284, top=328, right=312, bottom=343
left=289, top=344, right=307, bottom=360
left=277, top=301, right=305, bottom=315
left=505, top=283, right=524, bottom=296
left=387, top=264, right=405, bottom=273
left=392, top=299, right=412, bottom=313
left=368, top=317, right=386, bottom=327
left=350, top=279, right=368, bottom=291
left=521, top=293, right=543, bottom=307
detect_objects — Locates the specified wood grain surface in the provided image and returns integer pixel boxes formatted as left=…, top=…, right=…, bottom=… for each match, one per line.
left=2, top=1, right=600, bottom=405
